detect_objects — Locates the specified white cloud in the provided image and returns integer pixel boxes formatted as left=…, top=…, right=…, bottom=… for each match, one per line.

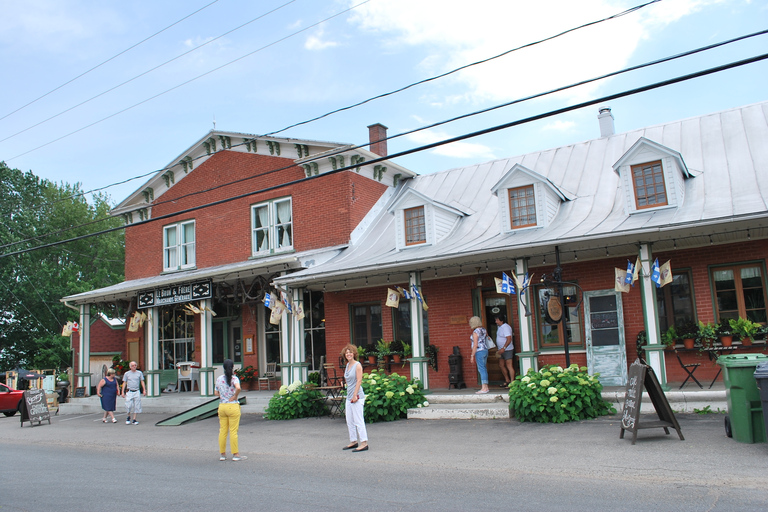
left=406, top=127, right=495, bottom=159
left=305, top=29, right=339, bottom=51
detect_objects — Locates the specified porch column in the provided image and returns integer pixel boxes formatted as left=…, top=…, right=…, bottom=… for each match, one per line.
left=514, top=259, right=538, bottom=375
left=76, top=304, right=91, bottom=394
left=289, top=287, right=308, bottom=384
left=279, top=294, right=291, bottom=386
left=408, top=271, right=429, bottom=389
left=199, top=298, right=215, bottom=396
left=145, top=308, right=160, bottom=397
left=638, top=243, right=668, bottom=388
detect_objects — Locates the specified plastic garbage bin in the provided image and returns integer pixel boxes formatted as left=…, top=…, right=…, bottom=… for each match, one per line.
left=754, top=362, right=768, bottom=445
left=717, top=353, right=768, bottom=443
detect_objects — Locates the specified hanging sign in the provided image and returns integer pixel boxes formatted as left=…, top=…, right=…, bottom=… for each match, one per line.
left=137, top=280, right=212, bottom=309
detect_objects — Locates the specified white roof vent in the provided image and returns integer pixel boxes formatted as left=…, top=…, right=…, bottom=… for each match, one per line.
left=598, top=106, right=615, bottom=137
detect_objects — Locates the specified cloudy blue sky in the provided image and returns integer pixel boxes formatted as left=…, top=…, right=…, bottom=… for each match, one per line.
left=1, top=0, right=766, bottom=204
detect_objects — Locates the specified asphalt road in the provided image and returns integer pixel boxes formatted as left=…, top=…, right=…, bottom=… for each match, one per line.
left=1, top=410, right=767, bottom=511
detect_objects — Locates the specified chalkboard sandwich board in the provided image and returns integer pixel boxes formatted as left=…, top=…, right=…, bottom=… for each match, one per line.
left=20, top=388, right=51, bottom=427
left=74, top=386, right=86, bottom=398
left=619, top=358, right=684, bottom=445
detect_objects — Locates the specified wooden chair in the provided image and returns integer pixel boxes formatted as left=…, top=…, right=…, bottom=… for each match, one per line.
left=674, top=349, right=702, bottom=389
left=258, top=362, right=278, bottom=390
left=322, top=363, right=341, bottom=387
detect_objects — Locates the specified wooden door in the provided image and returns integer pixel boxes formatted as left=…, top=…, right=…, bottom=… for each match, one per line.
left=585, top=290, right=627, bottom=386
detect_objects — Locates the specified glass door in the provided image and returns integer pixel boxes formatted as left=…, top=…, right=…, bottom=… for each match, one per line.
left=585, top=290, right=627, bottom=386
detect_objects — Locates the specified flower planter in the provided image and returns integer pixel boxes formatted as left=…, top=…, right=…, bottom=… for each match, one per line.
left=741, top=337, right=753, bottom=347
left=719, top=335, right=733, bottom=347
left=392, top=354, right=402, bottom=364
left=367, top=356, right=377, bottom=365
left=682, top=338, right=695, bottom=350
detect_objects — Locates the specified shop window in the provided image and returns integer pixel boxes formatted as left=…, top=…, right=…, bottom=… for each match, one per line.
left=631, top=160, right=667, bottom=209
left=163, top=220, right=195, bottom=271
left=656, top=270, right=695, bottom=332
left=351, top=303, right=382, bottom=347
left=712, top=264, right=767, bottom=323
left=252, top=197, right=293, bottom=255
left=536, top=286, right=582, bottom=349
left=509, top=185, right=536, bottom=228
left=159, top=306, right=195, bottom=370
left=303, top=291, right=325, bottom=372
left=265, top=316, right=281, bottom=369
left=404, top=206, right=426, bottom=245
left=393, top=300, right=429, bottom=346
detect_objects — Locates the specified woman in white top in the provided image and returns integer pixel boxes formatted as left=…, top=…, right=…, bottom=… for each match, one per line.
left=214, top=359, right=246, bottom=461
left=341, top=344, right=368, bottom=452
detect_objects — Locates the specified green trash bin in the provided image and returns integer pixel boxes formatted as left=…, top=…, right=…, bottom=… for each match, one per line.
left=717, top=353, right=768, bottom=443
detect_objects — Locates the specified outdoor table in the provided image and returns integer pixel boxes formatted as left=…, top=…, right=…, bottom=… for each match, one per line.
left=312, top=385, right=344, bottom=417
left=677, top=345, right=739, bottom=388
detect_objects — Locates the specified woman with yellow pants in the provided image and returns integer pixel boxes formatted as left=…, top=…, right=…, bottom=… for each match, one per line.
left=214, top=359, right=246, bottom=461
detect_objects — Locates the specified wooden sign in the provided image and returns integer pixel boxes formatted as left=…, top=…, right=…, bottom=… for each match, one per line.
left=620, top=358, right=684, bottom=445
left=20, top=389, right=51, bottom=427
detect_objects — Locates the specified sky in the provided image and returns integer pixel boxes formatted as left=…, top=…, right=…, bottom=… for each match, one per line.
left=1, top=0, right=766, bottom=206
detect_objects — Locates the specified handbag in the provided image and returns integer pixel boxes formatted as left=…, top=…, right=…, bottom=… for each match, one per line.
left=484, top=334, right=496, bottom=350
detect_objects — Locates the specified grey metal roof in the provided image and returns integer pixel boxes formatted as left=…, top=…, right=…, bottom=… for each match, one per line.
left=277, top=101, right=768, bottom=288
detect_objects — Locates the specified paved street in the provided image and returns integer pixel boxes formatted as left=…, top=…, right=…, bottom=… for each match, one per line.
left=1, top=410, right=767, bottom=511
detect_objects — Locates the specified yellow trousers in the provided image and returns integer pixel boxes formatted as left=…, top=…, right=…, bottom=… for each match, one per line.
left=218, top=402, right=241, bottom=454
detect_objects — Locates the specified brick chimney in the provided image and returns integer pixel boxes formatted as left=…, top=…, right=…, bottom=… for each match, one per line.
left=598, top=107, right=615, bottom=137
left=368, top=123, right=388, bottom=157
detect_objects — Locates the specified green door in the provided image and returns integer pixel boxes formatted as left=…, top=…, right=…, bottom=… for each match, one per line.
left=585, top=290, right=627, bottom=386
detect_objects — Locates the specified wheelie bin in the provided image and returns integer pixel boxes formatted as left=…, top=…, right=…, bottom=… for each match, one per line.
left=754, top=362, right=768, bottom=444
left=717, top=353, right=768, bottom=443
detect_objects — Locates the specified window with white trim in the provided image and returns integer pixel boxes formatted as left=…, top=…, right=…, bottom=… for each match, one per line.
left=163, top=220, right=195, bottom=271
left=509, top=185, right=536, bottom=228
left=252, top=197, right=293, bottom=255
left=631, top=160, right=667, bottom=209
left=404, top=206, right=426, bottom=245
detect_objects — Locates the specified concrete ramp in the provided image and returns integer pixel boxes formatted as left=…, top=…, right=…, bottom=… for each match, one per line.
left=155, top=396, right=246, bottom=426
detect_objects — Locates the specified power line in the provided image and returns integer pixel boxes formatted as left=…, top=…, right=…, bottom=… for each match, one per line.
left=5, top=0, right=372, bottom=162
left=0, top=0, right=221, bottom=123
left=2, top=51, right=765, bottom=260
left=19, top=0, right=668, bottom=205
left=0, top=0, right=298, bottom=144
left=6, top=30, right=767, bottom=251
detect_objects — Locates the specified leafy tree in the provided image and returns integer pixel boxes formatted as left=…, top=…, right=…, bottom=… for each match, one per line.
left=0, top=161, right=125, bottom=371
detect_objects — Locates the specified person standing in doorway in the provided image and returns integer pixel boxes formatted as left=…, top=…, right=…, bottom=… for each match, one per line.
left=120, top=361, right=145, bottom=425
left=96, top=368, right=119, bottom=423
left=469, top=316, right=490, bottom=394
left=215, top=359, right=245, bottom=461
left=341, top=344, right=368, bottom=452
left=495, top=315, right=515, bottom=387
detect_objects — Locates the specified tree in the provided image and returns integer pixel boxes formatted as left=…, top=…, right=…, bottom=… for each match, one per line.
left=0, top=161, right=125, bottom=371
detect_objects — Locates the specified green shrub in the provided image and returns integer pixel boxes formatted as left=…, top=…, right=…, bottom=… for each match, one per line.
left=308, top=371, right=321, bottom=386
left=264, top=381, right=327, bottom=420
left=349, top=369, right=427, bottom=423
left=508, top=364, right=616, bottom=423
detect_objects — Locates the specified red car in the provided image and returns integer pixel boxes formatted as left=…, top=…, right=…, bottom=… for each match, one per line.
left=0, top=383, right=24, bottom=417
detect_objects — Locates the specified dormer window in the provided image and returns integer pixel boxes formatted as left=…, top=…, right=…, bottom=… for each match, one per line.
left=509, top=185, right=536, bottom=228
left=632, top=160, right=667, bottom=209
left=404, top=206, right=426, bottom=245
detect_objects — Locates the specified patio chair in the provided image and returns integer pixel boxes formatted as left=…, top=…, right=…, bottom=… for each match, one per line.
left=674, top=349, right=702, bottom=389
left=177, top=362, right=200, bottom=392
left=258, top=362, right=278, bottom=390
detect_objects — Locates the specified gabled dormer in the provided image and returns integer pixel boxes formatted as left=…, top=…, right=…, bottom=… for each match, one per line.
left=387, top=189, right=466, bottom=250
left=491, top=164, right=572, bottom=233
left=613, top=137, right=694, bottom=215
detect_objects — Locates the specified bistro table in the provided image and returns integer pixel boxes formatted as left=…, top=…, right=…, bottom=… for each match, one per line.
left=312, top=385, right=344, bottom=417
left=677, top=345, right=739, bottom=388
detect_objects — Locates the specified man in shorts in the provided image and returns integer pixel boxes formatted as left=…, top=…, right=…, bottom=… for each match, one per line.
left=121, top=361, right=146, bottom=425
left=495, top=315, right=515, bottom=386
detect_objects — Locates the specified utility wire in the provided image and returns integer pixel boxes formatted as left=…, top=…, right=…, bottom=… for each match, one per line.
left=5, top=0, right=372, bottom=162
left=2, top=51, right=765, bottom=260
left=0, top=0, right=298, bottom=144
left=0, top=0, right=221, bottom=123
left=4, top=33, right=766, bottom=251
left=20, top=0, right=666, bottom=205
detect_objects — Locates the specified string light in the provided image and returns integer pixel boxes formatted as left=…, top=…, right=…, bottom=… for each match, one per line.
left=365, top=276, right=368, bottom=285
left=673, top=239, right=677, bottom=250
left=543, top=255, right=546, bottom=265
left=574, top=252, right=578, bottom=261
left=747, top=229, right=751, bottom=240
left=344, top=280, right=347, bottom=289
left=485, top=262, right=489, bottom=272
left=387, top=274, right=390, bottom=283
left=709, top=235, right=713, bottom=245
left=434, top=268, right=438, bottom=278
left=459, top=266, right=463, bottom=274
left=605, top=247, right=609, bottom=257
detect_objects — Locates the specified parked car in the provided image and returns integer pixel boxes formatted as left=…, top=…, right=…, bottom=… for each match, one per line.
left=0, top=383, right=24, bottom=416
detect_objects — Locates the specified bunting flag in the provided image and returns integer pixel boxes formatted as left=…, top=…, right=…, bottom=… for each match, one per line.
left=502, top=272, right=515, bottom=294
left=632, top=257, right=641, bottom=285
left=395, top=285, right=412, bottom=300
left=71, top=322, right=79, bottom=333
left=651, top=258, right=661, bottom=288
left=263, top=292, right=272, bottom=308
left=139, top=311, right=148, bottom=325
left=184, top=303, right=201, bottom=315
left=411, top=285, right=429, bottom=311
left=128, top=312, right=141, bottom=332
left=509, top=270, right=522, bottom=296
left=280, top=292, right=293, bottom=314
left=61, top=321, right=74, bottom=337
left=269, top=300, right=285, bottom=325
left=623, top=260, right=634, bottom=285
left=494, top=277, right=504, bottom=294
left=615, top=268, right=630, bottom=293
left=293, top=302, right=305, bottom=321
left=520, top=272, right=532, bottom=297
left=659, top=260, right=673, bottom=287
left=385, top=288, right=400, bottom=308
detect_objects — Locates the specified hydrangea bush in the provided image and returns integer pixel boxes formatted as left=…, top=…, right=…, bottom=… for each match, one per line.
left=508, top=364, right=616, bottom=423
left=352, top=369, right=427, bottom=423
left=264, top=380, right=327, bottom=420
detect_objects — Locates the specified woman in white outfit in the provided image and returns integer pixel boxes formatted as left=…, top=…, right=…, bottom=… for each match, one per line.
left=341, top=344, right=368, bottom=452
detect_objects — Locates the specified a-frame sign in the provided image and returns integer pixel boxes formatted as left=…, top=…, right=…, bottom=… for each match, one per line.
left=620, top=358, right=684, bottom=445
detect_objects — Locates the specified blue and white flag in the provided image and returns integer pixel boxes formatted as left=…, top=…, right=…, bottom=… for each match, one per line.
left=624, top=260, right=634, bottom=285
left=396, top=285, right=412, bottom=300
left=280, top=292, right=292, bottom=314
left=501, top=272, right=515, bottom=294
left=520, top=272, right=531, bottom=297
left=263, top=292, right=272, bottom=308
left=651, top=258, right=661, bottom=288
left=411, top=285, right=429, bottom=311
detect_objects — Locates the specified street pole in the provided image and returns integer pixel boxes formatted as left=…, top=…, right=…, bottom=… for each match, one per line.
left=554, top=246, right=571, bottom=367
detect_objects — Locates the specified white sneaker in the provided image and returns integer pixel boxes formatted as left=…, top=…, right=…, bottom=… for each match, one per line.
left=126, top=419, right=131, bottom=424
left=232, top=455, right=247, bottom=461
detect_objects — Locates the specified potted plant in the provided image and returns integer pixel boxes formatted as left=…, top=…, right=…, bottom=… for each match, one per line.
left=363, top=343, right=377, bottom=365
left=357, top=345, right=366, bottom=361
left=661, top=326, right=677, bottom=350
left=389, top=340, right=404, bottom=364
left=715, top=321, right=733, bottom=347
left=376, top=339, right=392, bottom=363
left=729, top=317, right=760, bottom=346
left=234, top=365, right=257, bottom=389
left=697, top=321, right=717, bottom=351
left=402, top=341, right=412, bottom=360
left=425, top=343, right=439, bottom=371
left=676, top=320, right=698, bottom=349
